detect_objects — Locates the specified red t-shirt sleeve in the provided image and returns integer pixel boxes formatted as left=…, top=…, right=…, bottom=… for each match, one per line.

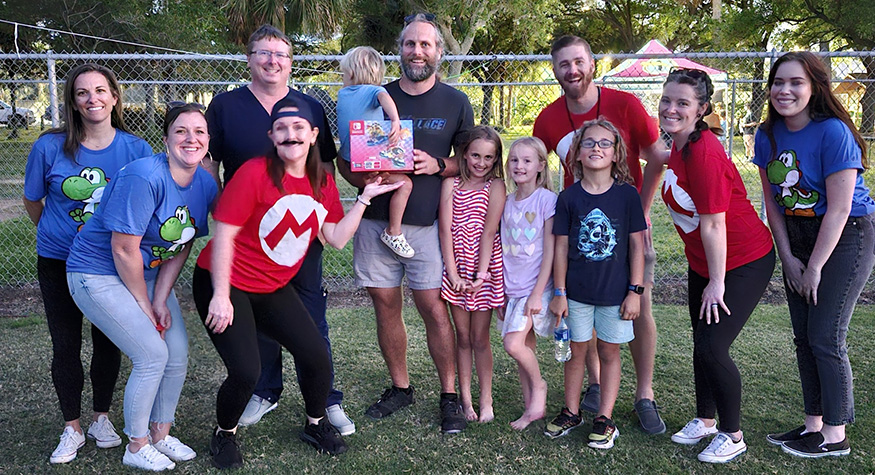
left=213, top=159, right=264, bottom=226
left=624, top=96, right=659, bottom=150
left=685, top=138, right=731, bottom=215
left=322, top=174, right=345, bottom=224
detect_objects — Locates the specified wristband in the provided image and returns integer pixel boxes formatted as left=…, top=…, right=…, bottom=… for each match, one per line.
left=356, top=195, right=371, bottom=206
left=554, top=288, right=567, bottom=297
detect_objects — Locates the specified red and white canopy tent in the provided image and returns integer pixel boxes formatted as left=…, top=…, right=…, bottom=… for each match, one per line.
left=596, top=40, right=728, bottom=106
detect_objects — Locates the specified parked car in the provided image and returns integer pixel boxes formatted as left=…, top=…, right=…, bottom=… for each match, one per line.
left=0, top=100, right=36, bottom=127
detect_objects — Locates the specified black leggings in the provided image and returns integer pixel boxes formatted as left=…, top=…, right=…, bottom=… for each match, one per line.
left=38, top=256, right=120, bottom=422
left=192, top=265, right=331, bottom=429
left=688, top=248, right=775, bottom=433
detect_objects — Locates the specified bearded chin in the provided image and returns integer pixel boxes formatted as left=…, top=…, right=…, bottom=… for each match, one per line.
left=401, top=60, right=437, bottom=82
left=564, top=74, right=593, bottom=99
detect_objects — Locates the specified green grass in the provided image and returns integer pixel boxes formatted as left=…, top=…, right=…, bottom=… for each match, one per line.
left=1, top=303, right=874, bottom=473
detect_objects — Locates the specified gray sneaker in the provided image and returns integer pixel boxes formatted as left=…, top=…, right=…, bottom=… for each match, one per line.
left=238, top=395, right=278, bottom=427
left=580, top=384, right=601, bottom=414
left=634, top=398, right=666, bottom=434
left=327, top=404, right=356, bottom=436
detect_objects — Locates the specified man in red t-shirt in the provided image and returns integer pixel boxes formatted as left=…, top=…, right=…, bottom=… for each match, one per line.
left=533, top=35, right=668, bottom=435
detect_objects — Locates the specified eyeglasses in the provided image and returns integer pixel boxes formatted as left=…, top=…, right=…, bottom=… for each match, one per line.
left=668, top=67, right=707, bottom=79
left=404, top=12, right=436, bottom=24
left=167, top=101, right=205, bottom=112
left=580, top=138, right=615, bottom=149
left=250, top=50, right=291, bottom=61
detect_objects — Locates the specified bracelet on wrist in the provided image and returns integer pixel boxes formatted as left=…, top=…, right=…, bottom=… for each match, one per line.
left=356, top=195, right=371, bottom=206
left=554, top=287, right=567, bottom=297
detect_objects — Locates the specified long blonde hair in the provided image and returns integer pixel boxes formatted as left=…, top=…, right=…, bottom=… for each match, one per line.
left=505, top=136, right=552, bottom=192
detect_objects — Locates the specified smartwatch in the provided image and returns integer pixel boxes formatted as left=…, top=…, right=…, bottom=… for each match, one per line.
left=434, top=157, right=447, bottom=176
left=628, top=284, right=645, bottom=295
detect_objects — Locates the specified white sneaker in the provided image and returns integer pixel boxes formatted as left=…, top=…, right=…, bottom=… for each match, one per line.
left=238, top=395, right=278, bottom=427
left=50, top=426, right=86, bottom=464
left=123, top=444, right=176, bottom=471
left=671, top=418, right=719, bottom=445
left=87, top=414, right=122, bottom=448
left=381, top=230, right=415, bottom=258
left=326, top=404, right=356, bottom=436
left=153, top=435, right=197, bottom=462
left=697, top=433, right=747, bottom=463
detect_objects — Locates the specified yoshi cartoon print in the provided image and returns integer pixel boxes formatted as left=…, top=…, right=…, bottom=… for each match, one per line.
left=61, top=167, right=109, bottom=228
left=149, top=205, right=198, bottom=268
left=766, top=150, right=819, bottom=217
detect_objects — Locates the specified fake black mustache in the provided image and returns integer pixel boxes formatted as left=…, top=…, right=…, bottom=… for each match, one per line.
left=278, top=139, right=304, bottom=146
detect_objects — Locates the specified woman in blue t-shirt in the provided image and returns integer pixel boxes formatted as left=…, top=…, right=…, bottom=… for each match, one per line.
left=22, top=63, right=152, bottom=465
left=755, top=51, right=875, bottom=458
left=66, top=103, right=217, bottom=471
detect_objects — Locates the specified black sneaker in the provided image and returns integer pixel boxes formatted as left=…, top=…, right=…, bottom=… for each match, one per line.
left=439, top=393, right=467, bottom=434
left=588, top=415, right=619, bottom=449
left=766, top=425, right=808, bottom=446
left=580, top=384, right=601, bottom=414
left=300, top=417, right=348, bottom=455
left=365, top=386, right=415, bottom=420
left=209, top=427, right=243, bottom=470
left=782, top=432, right=850, bottom=458
left=544, top=407, right=583, bottom=439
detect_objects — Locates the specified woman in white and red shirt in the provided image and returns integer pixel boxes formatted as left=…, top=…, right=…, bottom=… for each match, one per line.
left=658, top=68, right=775, bottom=464
left=192, top=97, right=400, bottom=467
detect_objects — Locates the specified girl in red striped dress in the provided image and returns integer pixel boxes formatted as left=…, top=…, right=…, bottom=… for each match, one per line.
left=440, top=125, right=506, bottom=423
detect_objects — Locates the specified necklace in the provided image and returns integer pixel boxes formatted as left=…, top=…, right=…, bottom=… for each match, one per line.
left=565, top=86, right=601, bottom=130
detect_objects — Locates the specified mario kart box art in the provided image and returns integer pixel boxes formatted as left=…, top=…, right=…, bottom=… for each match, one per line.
left=349, top=119, right=414, bottom=172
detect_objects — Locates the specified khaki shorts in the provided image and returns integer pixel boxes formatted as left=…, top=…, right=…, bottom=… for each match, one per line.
left=353, top=218, right=444, bottom=290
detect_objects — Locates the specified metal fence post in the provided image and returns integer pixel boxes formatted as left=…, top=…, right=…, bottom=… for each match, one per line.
left=47, top=51, right=59, bottom=127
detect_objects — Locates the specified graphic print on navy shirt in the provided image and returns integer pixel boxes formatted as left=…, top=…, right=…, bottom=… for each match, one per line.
left=577, top=208, right=617, bottom=262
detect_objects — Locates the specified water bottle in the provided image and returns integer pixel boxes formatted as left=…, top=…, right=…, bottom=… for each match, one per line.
left=554, top=318, right=571, bottom=362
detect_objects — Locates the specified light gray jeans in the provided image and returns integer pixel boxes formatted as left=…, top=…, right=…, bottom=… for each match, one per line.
left=67, top=271, right=188, bottom=438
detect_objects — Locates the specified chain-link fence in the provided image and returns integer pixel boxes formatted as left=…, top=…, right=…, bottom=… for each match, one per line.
left=1, top=50, right=873, bottom=302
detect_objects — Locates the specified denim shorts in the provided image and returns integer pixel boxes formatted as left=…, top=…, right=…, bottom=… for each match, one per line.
left=567, top=298, right=633, bottom=344
left=353, top=218, right=443, bottom=290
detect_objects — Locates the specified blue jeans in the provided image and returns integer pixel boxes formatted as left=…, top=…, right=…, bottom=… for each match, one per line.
left=254, top=240, right=343, bottom=406
left=67, top=272, right=188, bottom=438
left=784, top=214, right=875, bottom=426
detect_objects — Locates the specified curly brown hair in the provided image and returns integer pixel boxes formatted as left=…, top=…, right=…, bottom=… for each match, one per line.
left=566, top=119, right=633, bottom=185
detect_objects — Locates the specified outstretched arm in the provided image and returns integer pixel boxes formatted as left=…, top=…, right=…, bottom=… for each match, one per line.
left=321, top=178, right=404, bottom=249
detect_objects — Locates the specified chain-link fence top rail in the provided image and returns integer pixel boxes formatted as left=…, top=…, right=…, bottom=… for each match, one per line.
left=1, top=51, right=874, bottom=302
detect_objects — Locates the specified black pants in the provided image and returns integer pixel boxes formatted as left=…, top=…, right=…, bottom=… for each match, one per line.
left=38, top=256, right=120, bottom=422
left=192, top=265, right=331, bottom=429
left=688, top=248, right=775, bottom=433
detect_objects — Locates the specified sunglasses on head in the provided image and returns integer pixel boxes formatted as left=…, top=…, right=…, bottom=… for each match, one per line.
left=167, top=101, right=205, bottom=111
left=404, top=12, right=436, bottom=24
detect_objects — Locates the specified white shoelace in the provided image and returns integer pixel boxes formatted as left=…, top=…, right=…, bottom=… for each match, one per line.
left=705, top=433, right=732, bottom=454
left=91, top=417, right=117, bottom=438
left=680, top=419, right=705, bottom=437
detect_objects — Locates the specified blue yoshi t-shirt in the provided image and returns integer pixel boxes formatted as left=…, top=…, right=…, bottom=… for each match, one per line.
left=66, top=153, right=217, bottom=280
left=23, top=131, right=152, bottom=260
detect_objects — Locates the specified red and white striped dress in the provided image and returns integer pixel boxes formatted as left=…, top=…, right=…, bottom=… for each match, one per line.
left=441, top=176, right=504, bottom=311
